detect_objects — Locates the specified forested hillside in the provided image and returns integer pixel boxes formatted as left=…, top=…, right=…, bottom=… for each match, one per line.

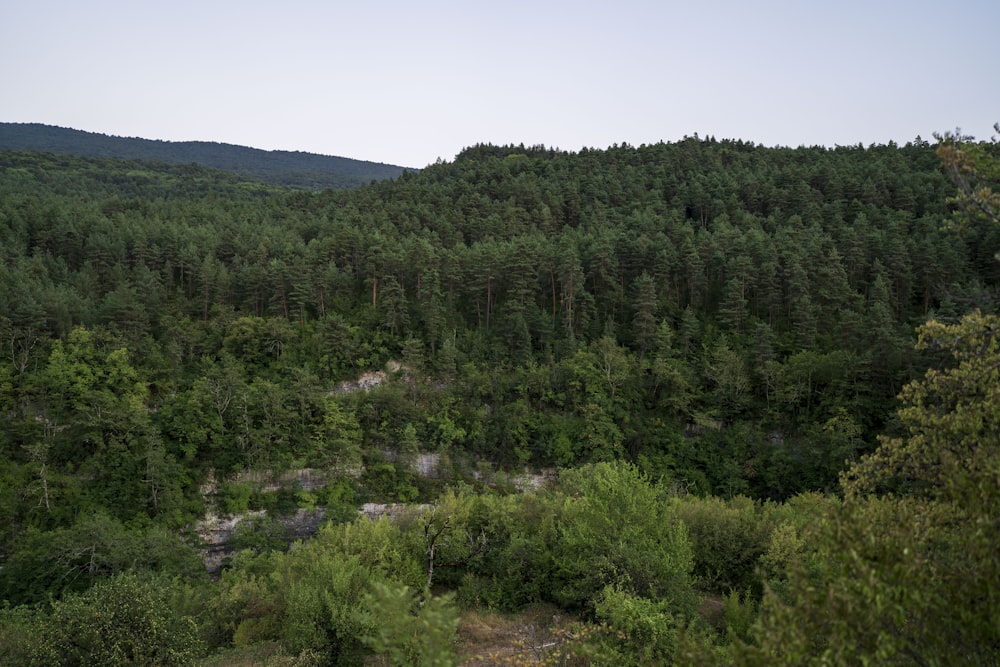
left=1, top=135, right=998, bottom=665
left=0, top=123, right=411, bottom=189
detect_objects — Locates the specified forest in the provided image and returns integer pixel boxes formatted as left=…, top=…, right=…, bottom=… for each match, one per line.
left=0, top=131, right=997, bottom=665
left=0, top=123, right=411, bottom=189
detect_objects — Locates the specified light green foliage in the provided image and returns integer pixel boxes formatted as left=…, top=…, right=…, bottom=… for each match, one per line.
left=316, top=478, right=359, bottom=524
left=457, top=491, right=562, bottom=610
left=221, top=481, right=254, bottom=514
left=425, top=398, right=467, bottom=452
left=21, top=572, right=204, bottom=666
left=311, top=516, right=425, bottom=590
left=593, top=585, right=679, bottom=664
left=279, top=553, right=372, bottom=660
left=553, top=462, right=696, bottom=614
left=755, top=521, right=805, bottom=597
left=419, top=487, right=482, bottom=590
left=208, top=513, right=431, bottom=661
left=843, top=311, right=1000, bottom=509
left=722, top=589, right=757, bottom=644
left=358, top=581, right=460, bottom=667
left=29, top=327, right=158, bottom=514
left=311, top=396, right=363, bottom=470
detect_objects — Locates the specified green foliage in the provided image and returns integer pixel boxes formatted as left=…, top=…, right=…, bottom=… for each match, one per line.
left=221, top=481, right=254, bottom=514
left=592, top=585, right=679, bottom=664
left=0, top=123, right=409, bottom=188
left=311, top=516, right=426, bottom=589
left=358, top=582, right=460, bottom=667
left=18, top=572, right=205, bottom=666
left=229, top=514, right=293, bottom=554
left=739, top=311, right=1000, bottom=665
left=936, top=126, right=1000, bottom=233
left=722, top=589, right=757, bottom=645
left=315, top=478, right=360, bottom=524
left=553, top=462, right=696, bottom=614
left=311, top=397, right=363, bottom=470
left=278, top=553, right=372, bottom=661
left=672, top=495, right=774, bottom=593
left=209, top=548, right=376, bottom=662
left=207, top=514, right=433, bottom=662
left=358, top=457, right=420, bottom=503
left=1, top=135, right=999, bottom=664
left=456, top=491, right=561, bottom=610
left=0, top=138, right=988, bottom=538
left=0, top=512, right=203, bottom=606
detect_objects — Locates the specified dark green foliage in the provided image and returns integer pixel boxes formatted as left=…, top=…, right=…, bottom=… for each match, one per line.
left=0, top=123, right=412, bottom=188
left=672, top=495, right=773, bottom=594
left=229, top=514, right=293, bottom=554
left=0, top=134, right=998, bottom=663
left=0, top=512, right=204, bottom=606
left=0, top=137, right=991, bottom=555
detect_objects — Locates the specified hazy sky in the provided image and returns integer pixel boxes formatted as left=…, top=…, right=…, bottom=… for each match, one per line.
left=4, top=1, right=998, bottom=168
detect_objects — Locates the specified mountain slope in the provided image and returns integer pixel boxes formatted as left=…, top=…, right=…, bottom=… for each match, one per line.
left=0, top=122, right=412, bottom=189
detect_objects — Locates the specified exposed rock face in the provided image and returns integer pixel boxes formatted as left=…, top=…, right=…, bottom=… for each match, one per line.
left=512, top=469, right=554, bottom=491
left=196, top=509, right=266, bottom=573
left=415, top=453, right=442, bottom=478
left=358, top=502, right=432, bottom=521
left=333, top=370, right=389, bottom=394
left=197, top=508, right=327, bottom=573
left=231, top=468, right=328, bottom=492
left=193, top=447, right=553, bottom=572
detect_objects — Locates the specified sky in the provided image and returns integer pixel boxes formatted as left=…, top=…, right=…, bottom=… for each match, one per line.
left=3, top=0, right=999, bottom=169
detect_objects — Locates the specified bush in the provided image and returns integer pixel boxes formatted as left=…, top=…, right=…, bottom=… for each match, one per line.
left=552, top=462, right=696, bottom=614
left=593, top=585, right=679, bottom=664
left=672, top=495, right=773, bottom=593
left=23, top=572, right=205, bottom=666
left=220, top=481, right=253, bottom=514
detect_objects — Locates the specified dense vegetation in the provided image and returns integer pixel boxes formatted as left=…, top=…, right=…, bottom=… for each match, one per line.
left=0, top=132, right=997, bottom=664
left=0, top=123, right=411, bottom=189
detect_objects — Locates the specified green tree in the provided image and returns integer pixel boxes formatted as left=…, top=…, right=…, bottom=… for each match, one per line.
left=936, top=124, right=1000, bottom=232
left=358, top=582, right=460, bottom=667
left=632, top=271, right=659, bottom=357
left=552, top=462, right=696, bottom=614
left=0, top=512, right=202, bottom=606
left=23, top=572, right=204, bottom=666
left=740, top=311, right=1000, bottom=665
left=311, top=396, right=363, bottom=471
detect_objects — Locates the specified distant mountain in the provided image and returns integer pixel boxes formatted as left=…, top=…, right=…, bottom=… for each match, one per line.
left=0, top=123, right=412, bottom=189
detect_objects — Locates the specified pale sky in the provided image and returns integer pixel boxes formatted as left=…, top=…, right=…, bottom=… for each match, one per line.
left=3, top=0, right=998, bottom=168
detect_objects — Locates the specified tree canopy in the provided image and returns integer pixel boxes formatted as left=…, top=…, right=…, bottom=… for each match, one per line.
left=1, top=132, right=999, bottom=664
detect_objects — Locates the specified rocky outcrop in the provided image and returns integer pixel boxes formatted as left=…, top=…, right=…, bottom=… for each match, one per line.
left=231, top=467, right=329, bottom=492
left=197, top=507, right=328, bottom=573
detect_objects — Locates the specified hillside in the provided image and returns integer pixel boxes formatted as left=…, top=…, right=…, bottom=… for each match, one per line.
left=0, top=122, right=412, bottom=189
left=0, top=135, right=998, bottom=665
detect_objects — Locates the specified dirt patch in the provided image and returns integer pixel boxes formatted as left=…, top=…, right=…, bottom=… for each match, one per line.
left=456, top=604, right=577, bottom=666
